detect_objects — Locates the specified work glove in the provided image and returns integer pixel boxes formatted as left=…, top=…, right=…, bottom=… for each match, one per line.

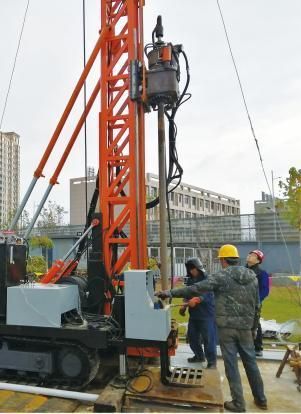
left=179, top=305, right=187, bottom=317
left=155, top=290, right=172, bottom=300
left=188, top=297, right=202, bottom=308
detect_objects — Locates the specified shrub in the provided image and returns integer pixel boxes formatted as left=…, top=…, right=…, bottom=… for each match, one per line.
left=27, top=255, right=47, bottom=274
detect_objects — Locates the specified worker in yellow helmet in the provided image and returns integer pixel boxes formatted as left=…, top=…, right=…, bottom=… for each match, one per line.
left=156, top=244, right=267, bottom=412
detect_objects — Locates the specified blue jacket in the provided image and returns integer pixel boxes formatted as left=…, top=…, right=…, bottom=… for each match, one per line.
left=247, top=264, right=269, bottom=302
left=185, top=273, right=215, bottom=320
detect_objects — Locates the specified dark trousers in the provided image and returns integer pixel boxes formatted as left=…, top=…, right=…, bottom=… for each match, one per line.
left=187, top=318, right=217, bottom=365
left=254, top=320, right=263, bottom=351
left=219, top=327, right=266, bottom=409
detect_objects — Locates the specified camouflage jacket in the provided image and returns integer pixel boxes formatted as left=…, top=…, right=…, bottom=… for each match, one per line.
left=171, top=265, right=260, bottom=330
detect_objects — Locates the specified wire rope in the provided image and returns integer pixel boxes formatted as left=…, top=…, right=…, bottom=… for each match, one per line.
left=0, top=0, right=30, bottom=130
left=216, top=1, right=297, bottom=275
left=216, top=0, right=272, bottom=196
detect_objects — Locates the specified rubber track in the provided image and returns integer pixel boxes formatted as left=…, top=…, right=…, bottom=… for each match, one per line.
left=0, top=336, right=100, bottom=390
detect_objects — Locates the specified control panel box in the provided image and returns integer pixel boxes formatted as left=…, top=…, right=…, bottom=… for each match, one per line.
left=124, top=270, right=171, bottom=341
left=7, top=283, right=79, bottom=328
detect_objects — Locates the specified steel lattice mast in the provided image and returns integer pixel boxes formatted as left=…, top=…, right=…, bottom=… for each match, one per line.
left=99, top=0, right=147, bottom=276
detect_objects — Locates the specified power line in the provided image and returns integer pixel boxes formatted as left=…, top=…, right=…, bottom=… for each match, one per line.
left=216, top=0, right=272, bottom=196
left=0, top=0, right=30, bottom=131
left=216, top=1, right=297, bottom=273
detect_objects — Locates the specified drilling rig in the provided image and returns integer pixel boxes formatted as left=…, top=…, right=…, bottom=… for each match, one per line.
left=0, top=0, right=195, bottom=389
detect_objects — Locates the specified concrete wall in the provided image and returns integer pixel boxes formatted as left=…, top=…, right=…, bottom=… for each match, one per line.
left=30, top=237, right=300, bottom=276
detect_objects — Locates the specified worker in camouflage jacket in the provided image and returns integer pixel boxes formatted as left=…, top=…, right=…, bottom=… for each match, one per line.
left=156, top=244, right=267, bottom=413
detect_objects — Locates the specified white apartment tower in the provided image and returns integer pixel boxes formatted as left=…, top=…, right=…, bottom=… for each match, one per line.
left=0, top=132, right=20, bottom=226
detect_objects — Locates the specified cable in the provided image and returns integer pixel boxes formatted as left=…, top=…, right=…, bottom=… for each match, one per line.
left=166, top=183, right=174, bottom=289
left=216, top=0, right=272, bottom=196
left=146, top=47, right=191, bottom=210
left=216, top=1, right=298, bottom=280
left=126, top=370, right=153, bottom=393
left=0, top=0, right=30, bottom=131
left=82, top=0, right=89, bottom=271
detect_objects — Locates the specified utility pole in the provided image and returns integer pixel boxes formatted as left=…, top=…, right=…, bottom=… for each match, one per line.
left=271, top=170, right=277, bottom=241
left=271, top=170, right=281, bottom=241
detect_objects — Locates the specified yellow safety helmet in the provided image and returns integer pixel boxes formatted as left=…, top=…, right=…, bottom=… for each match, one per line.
left=218, top=244, right=239, bottom=258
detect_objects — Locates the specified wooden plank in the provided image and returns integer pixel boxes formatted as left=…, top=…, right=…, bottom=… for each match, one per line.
left=36, top=397, right=80, bottom=413
left=74, top=403, right=94, bottom=412
left=276, top=347, right=292, bottom=378
left=0, top=390, right=15, bottom=406
left=124, top=367, right=223, bottom=411
left=94, top=383, right=125, bottom=413
left=0, top=392, right=34, bottom=413
left=124, top=395, right=222, bottom=413
left=22, top=395, right=48, bottom=413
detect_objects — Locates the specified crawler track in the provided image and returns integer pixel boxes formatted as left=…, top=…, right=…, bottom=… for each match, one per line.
left=0, top=336, right=100, bottom=390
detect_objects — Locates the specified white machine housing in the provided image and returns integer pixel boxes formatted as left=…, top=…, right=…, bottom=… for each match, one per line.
left=124, top=269, right=171, bottom=341
left=6, top=284, right=79, bottom=328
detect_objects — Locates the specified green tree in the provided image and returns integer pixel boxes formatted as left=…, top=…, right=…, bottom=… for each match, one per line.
left=29, top=236, right=54, bottom=249
left=0, top=208, right=31, bottom=230
left=279, top=167, right=301, bottom=305
left=27, top=256, right=47, bottom=275
left=21, top=209, right=31, bottom=229
left=29, top=236, right=54, bottom=270
left=37, top=200, right=67, bottom=228
left=0, top=209, right=16, bottom=229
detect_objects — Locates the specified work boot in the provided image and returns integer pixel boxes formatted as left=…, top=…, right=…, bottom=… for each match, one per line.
left=224, top=401, right=246, bottom=412
left=254, top=398, right=268, bottom=410
left=187, top=355, right=205, bottom=363
left=206, top=363, right=217, bottom=369
left=255, top=350, right=263, bottom=357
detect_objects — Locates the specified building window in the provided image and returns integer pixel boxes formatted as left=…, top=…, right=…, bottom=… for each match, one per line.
left=192, top=197, right=196, bottom=208
left=151, top=186, right=157, bottom=197
left=211, top=201, right=214, bottom=210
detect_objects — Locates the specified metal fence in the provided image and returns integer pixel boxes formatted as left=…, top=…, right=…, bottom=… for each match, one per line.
left=23, top=213, right=301, bottom=275
left=147, top=213, right=299, bottom=245
left=25, top=213, right=299, bottom=245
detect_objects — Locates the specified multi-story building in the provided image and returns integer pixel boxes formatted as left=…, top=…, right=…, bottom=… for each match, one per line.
left=70, top=171, right=240, bottom=225
left=0, top=132, right=20, bottom=226
left=70, top=171, right=97, bottom=225
left=146, top=173, right=240, bottom=220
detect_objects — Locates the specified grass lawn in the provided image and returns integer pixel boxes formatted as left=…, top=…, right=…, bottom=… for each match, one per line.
left=171, top=285, right=301, bottom=340
left=261, top=286, right=301, bottom=322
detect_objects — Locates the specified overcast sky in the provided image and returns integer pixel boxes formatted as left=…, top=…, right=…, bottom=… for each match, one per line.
left=0, top=0, right=301, bottom=219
